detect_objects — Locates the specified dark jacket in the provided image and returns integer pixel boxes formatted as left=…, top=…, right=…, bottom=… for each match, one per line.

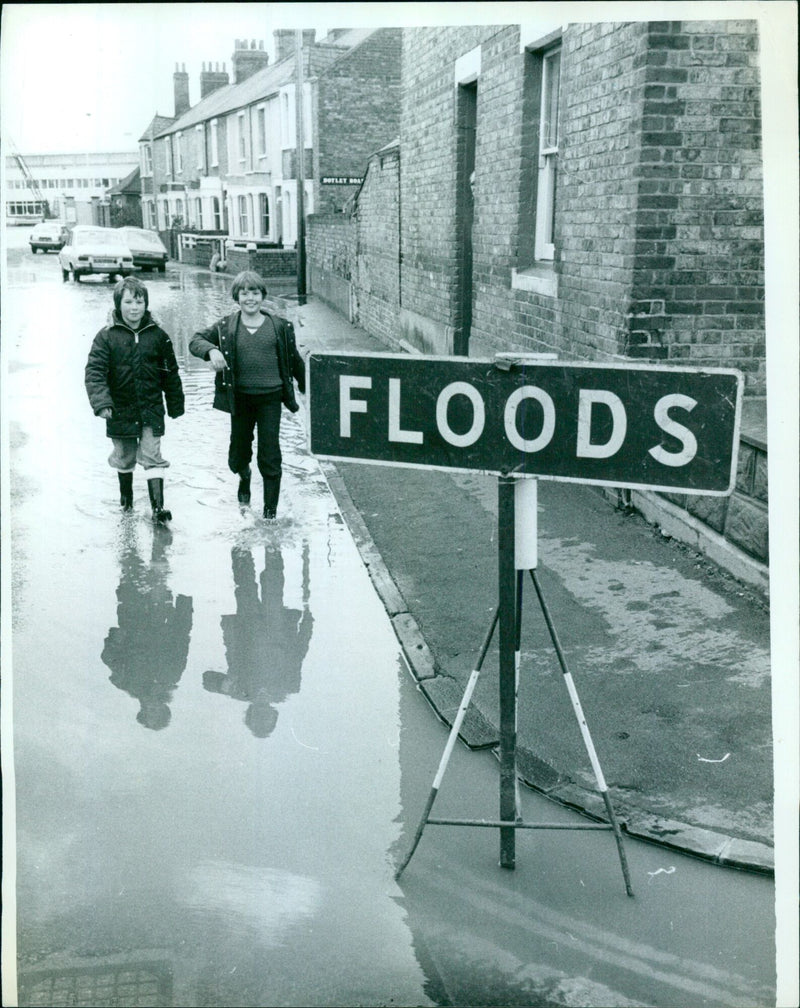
left=85, top=311, right=185, bottom=438
left=189, top=309, right=305, bottom=415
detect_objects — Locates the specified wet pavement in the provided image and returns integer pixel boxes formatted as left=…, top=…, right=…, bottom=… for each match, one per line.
left=2, top=234, right=778, bottom=1007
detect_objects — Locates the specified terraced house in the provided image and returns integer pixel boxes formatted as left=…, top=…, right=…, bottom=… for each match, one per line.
left=137, top=28, right=401, bottom=269
left=307, top=18, right=769, bottom=585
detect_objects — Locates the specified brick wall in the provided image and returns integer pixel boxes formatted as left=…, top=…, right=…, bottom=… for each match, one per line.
left=315, top=29, right=403, bottom=215
left=307, top=214, right=355, bottom=318
left=400, top=26, right=494, bottom=336
left=625, top=21, right=765, bottom=393
left=351, top=146, right=402, bottom=346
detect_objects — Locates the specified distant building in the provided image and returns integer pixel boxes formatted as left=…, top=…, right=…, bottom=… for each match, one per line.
left=4, top=151, right=139, bottom=225
left=107, top=167, right=143, bottom=227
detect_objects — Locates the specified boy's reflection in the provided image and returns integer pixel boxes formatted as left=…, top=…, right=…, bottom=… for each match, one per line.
left=102, top=530, right=193, bottom=730
left=204, top=544, right=313, bottom=738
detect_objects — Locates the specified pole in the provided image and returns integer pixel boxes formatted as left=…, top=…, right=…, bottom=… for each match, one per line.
left=498, top=476, right=518, bottom=867
left=294, top=30, right=307, bottom=305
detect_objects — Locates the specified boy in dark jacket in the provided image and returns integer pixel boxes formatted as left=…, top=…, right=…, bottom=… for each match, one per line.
left=85, top=276, right=185, bottom=522
left=189, top=270, right=305, bottom=520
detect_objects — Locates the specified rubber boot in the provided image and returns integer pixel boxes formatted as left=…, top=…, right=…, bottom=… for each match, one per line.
left=237, top=466, right=252, bottom=505
left=147, top=477, right=172, bottom=523
left=263, top=475, right=281, bottom=520
left=118, top=471, right=134, bottom=511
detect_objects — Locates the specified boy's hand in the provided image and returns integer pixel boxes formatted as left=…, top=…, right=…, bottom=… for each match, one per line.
left=99, top=408, right=113, bottom=419
left=208, top=348, right=228, bottom=372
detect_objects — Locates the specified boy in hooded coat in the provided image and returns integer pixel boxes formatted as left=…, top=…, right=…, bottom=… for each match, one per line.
left=85, top=276, right=185, bottom=521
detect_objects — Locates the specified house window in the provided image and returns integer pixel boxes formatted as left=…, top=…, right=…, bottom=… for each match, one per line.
left=165, top=138, right=172, bottom=177
left=195, top=197, right=203, bottom=229
left=238, top=194, right=249, bottom=234
left=212, top=196, right=221, bottom=230
left=210, top=120, right=219, bottom=167
left=517, top=40, right=561, bottom=275
left=175, top=198, right=184, bottom=224
left=196, top=125, right=204, bottom=171
left=176, top=132, right=183, bottom=174
left=257, top=105, right=267, bottom=156
left=535, top=46, right=560, bottom=260
left=259, top=193, right=270, bottom=236
left=143, top=144, right=153, bottom=175
left=238, top=113, right=247, bottom=163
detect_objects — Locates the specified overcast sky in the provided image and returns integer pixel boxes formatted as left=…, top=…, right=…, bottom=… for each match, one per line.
left=3, top=1, right=789, bottom=157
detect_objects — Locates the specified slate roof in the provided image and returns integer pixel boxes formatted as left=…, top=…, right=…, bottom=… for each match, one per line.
left=153, top=29, right=375, bottom=139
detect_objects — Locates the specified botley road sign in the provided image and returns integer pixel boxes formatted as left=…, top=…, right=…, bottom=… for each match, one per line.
left=307, top=352, right=743, bottom=494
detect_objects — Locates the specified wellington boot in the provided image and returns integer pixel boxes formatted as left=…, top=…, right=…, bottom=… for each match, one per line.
left=118, top=471, right=134, bottom=511
left=263, top=475, right=281, bottom=520
left=147, top=477, right=172, bottom=523
left=237, top=466, right=252, bottom=505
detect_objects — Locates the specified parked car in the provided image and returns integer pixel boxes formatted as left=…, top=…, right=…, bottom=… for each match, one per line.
left=29, top=221, right=69, bottom=253
left=116, top=226, right=169, bottom=272
left=58, top=226, right=134, bottom=282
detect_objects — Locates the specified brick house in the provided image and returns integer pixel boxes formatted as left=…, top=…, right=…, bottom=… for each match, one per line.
left=135, top=30, right=401, bottom=274
left=307, top=19, right=769, bottom=585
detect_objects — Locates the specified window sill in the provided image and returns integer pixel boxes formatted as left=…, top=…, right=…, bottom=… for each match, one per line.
left=511, top=265, right=558, bottom=298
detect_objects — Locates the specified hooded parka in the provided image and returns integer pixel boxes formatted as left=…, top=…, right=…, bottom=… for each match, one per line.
left=189, top=309, right=305, bottom=415
left=85, top=311, right=185, bottom=438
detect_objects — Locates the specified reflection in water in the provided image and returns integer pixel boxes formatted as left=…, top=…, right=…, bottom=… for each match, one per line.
left=204, top=544, right=313, bottom=738
left=101, top=529, right=193, bottom=730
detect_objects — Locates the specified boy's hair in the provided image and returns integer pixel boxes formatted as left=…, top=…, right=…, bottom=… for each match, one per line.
left=231, top=270, right=267, bottom=301
left=113, top=276, right=149, bottom=312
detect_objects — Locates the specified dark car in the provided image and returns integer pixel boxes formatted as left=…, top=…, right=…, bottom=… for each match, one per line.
left=116, top=227, right=169, bottom=272
left=29, top=222, right=69, bottom=253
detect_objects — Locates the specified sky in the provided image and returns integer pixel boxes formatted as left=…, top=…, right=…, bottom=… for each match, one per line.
left=3, top=0, right=788, bottom=156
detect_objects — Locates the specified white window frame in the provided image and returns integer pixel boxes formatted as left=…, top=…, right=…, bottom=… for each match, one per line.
left=257, top=104, right=267, bottom=157
left=238, top=194, right=249, bottom=235
left=534, top=45, right=560, bottom=262
left=165, top=138, right=172, bottom=177
left=143, top=144, right=153, bottom=175
left=176, top=132, right=183, bottom=175
left=259, top=192, right=270, bottom=237
left=210, top=119, right=219, bottom=167
left=238, top=112, right=247, bottom=163
left=196, top=125, right=204, bottom=171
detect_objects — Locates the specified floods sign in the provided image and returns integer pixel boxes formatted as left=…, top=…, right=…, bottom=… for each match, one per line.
left=308, top=352, right=743, bottom=494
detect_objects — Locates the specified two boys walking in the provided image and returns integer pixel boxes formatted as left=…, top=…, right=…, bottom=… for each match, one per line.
left=85, top=270, right=305, bottom=523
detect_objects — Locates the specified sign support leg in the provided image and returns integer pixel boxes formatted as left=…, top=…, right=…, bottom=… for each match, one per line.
left=529, top=568, right=634, bottom=897
left=394, top=607, right=500, bottom=880
left=498, top=476, right=519, bottom=868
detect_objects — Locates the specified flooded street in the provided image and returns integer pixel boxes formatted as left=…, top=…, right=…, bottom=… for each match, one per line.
left=3, top=238, right=777, bottom=1007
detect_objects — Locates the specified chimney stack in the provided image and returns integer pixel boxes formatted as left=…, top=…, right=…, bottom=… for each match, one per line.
left=173, top=62, right=190, bottom=117
left=231, top=38, right=269, bottom=84
left=200, top=60, right=230, bottom=98
left=274, top=28, right=316, bottom=62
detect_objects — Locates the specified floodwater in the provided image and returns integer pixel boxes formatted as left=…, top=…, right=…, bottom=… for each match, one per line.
left=2, top=239, right=778, bottom=1007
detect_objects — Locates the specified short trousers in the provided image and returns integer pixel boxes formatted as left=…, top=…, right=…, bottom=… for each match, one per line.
left=108, top=427, right=169, bottom=473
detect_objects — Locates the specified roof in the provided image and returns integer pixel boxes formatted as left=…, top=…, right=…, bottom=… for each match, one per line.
left=155, top=57, right=297, bottom=136
left=154, top=30, right=378, bottom=138
left=139, top=114, right=175, bottom=143
left=109, top=166, right=141, bottom=196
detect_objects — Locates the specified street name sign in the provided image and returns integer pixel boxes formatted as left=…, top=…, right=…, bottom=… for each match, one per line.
left=308, top=352, right=743, bottom=494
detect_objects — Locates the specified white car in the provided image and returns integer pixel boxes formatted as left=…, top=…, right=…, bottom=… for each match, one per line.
left=29, top=221, right=69, bottom=253
left=116, top=226, right=169, bottom=272
left=58, top=226, right=135, bottom=282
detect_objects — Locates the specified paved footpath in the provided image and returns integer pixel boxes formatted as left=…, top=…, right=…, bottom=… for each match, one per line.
left=274, top=291, right=774, bottom=874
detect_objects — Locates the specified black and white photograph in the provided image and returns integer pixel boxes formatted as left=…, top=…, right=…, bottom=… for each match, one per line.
left=1, top=2, right=797, bottom=1006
